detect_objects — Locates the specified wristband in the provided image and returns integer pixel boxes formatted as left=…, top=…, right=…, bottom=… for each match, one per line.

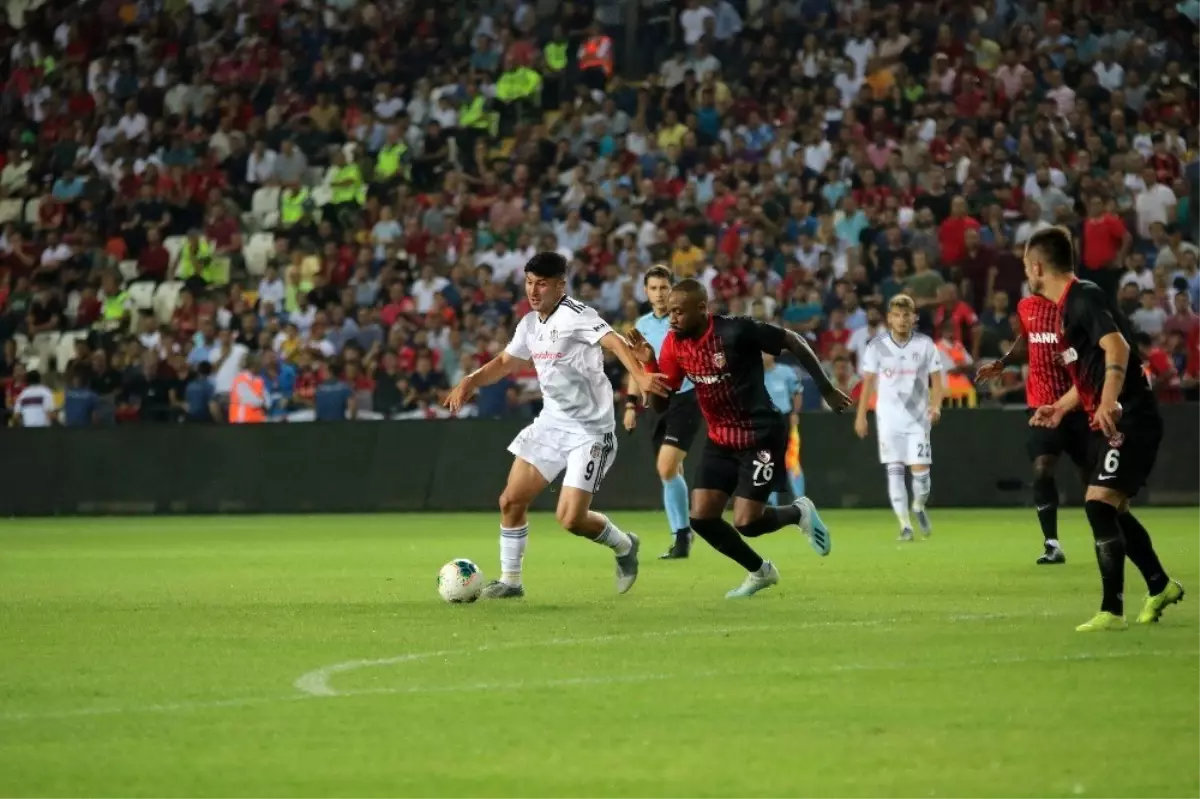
left=1106, top=364, right=1126, bottom=374
left=625, top=397, right=638, bottom=409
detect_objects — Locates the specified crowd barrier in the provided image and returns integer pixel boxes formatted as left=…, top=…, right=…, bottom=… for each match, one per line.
left=0, top=406, right=1196, bottom=516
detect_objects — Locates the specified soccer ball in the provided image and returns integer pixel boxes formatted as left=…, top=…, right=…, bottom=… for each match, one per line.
left=437, top=559, right=484, bottom=603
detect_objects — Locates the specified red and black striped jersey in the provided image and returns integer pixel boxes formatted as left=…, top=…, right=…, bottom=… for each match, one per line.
left=658, top=315, right=786, bottom=450
left=1016, top=294, right=1074, bottom=408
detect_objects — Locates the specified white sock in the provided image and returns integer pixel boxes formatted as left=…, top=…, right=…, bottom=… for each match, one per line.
left=500, top=525, right=528, bottom=586
left=593, top=517, right=632, bottom=557
left=911, top=470, right=932, bottom=512
left=887, top=464, right=912, bottom=531
left=1046, top=538, right=1060, bottom=549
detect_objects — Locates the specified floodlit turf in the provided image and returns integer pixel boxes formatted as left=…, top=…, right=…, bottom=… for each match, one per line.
left=1, top=509, right=1197, bottom=798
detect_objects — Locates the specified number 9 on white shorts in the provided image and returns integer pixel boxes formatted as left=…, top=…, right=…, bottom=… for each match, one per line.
left=877, top=427, right=932, bottom=466
left=508, top=420, right=618, bottom=494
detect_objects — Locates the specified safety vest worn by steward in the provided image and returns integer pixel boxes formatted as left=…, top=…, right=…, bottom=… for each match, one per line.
left=496, top=67, right=543, bottom=103
left=544, top=41, right=568, bottom=72
left=281, top=187, right=311, bottom=226
left=459, top=95, right=491, bottom=131
left=101, top=291, right=129, bottom=321
left=177, top=238, right=217, bottom=282
left=331, top=163, right=366, bottom=205
left=578, top=35, right=613, bottom=76
left=228, top=372, right=267, bottom=423
left=375, top=141, right=410, bottom=181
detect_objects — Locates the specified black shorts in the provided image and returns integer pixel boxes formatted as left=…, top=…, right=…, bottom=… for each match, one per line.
left=694, top=420, right=789, bottom=503
left=1026, top=409, right=1091, bottom=468
left=652, top=389, right=702, bottom=454
left=1086, top=411, right=1163, bottom=498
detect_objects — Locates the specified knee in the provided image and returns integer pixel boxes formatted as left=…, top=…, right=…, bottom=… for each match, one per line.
left=731, top=508, right=760, bottom=530
left=656, top=451, right=683, bottom=482
left=1032, top=457, right=1056, bottom=481
left=499, top=491, right=527, bottom=520
left=555, top=505, right=588, bottom=535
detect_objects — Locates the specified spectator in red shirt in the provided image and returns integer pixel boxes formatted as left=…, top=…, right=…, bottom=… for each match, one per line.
left=1080, top=194, right=1130, bottom=300
left=1164, top=292, right=1199, bottom=340
left=818, top=308, right=851, bottom=359
left=379, top=281, right=416, bottom=328
left=206, top=204, right=242, bottom=271
left=138, top=229, right=171, bottom=283
left=937, top=195, right=980, bottom=266
left=957, top=227, right=999, bottom=311
left=931, top=283, right=982, bottom=360
left=1137, top=332, right=1182, bottom=403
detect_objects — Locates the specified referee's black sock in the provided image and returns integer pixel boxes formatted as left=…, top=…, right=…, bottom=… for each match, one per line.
left=736, top=504, right=803, bottom=538
left=689, top=516, right=764, bottom=572
left=1032, top=474, right=1059, bottom=544
left=1118, top=511, right=1170, bottom=596
left=1084, top=500, right=1126, bottom=616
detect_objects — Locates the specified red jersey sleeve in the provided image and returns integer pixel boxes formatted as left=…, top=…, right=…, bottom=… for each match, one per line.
left=657, top=332, right=686, bottom=392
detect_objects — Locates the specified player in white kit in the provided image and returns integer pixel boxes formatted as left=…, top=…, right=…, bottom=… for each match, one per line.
left=854, top=295, right=945, bottom=541
left=444, top=252, right=669, bottom=598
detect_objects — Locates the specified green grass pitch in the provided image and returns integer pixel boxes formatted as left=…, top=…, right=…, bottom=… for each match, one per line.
left=1, top=508, right=1197, bottom=797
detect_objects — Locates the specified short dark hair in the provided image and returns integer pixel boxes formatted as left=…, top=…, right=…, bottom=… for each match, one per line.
left=27, top=370, right=41, bottom=385
left=643, top=264, right=674, bottom=286
left=1026, top=226, right=1076, bottom=274
left=524, top=251, right=567, bottom=279
left=1135, top=331, right=1153, bottom=348
left=671, top=278, right=707, bottom=300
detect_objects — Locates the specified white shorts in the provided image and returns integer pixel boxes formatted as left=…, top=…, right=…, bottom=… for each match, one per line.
left=508, top=417, right=618, bottom=493
left=877, top=426, right=932, bottom=466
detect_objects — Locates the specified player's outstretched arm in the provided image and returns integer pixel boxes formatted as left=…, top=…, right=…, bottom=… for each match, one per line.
left=976, top=336, right=1025, bottom=383
left=443, top=351, right=529, bottom=412
left=600, top=331, right=671, bottom=399
left=781, top=328, right=853, bottom=412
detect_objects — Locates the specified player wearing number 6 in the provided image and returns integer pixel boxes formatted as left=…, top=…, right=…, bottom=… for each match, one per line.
left=444, top=252, right=671, bottom=600
left=854, top=294, right=945, bottom=542
left=1023, top=227, right=1184, bottom=632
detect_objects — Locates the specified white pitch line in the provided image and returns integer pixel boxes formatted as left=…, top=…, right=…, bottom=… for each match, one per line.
left=2, top=648, right=1191, bottom=724
left=292, top=610, right=1060, bottom=697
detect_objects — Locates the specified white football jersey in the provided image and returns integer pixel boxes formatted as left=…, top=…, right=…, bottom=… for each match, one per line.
left=505, top=297, right=616, bottom=436
left=860, top=332, right=942, bottom=432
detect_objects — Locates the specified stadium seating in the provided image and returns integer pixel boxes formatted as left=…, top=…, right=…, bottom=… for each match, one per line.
left=0, top=0, right=1195, bottom=426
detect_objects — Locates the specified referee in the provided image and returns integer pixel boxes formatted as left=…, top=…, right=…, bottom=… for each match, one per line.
left=624, top=266, right=702, bottom=560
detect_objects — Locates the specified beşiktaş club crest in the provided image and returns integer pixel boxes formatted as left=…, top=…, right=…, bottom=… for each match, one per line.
left=550, top=328, right=559, bottom=341
left=712, top=351, right=726, bottom=368
left=590, top=442, right=603, bottom=459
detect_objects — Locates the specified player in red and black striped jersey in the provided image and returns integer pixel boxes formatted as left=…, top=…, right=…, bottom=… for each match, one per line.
left=1023, top=227, right=1184, bottom=632
left=978, top=294, right=1089, bottom=565
left=629, top=280, right=854, bottom=598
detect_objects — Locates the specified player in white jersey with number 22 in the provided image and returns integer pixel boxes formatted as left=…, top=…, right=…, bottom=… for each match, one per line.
left=445, top=252, right=670, bottom=599
left=854, top=294, right=945, bottom=541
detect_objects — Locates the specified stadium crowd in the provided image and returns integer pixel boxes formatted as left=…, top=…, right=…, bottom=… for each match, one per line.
left=0, top=0, right=1197, bottom=426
